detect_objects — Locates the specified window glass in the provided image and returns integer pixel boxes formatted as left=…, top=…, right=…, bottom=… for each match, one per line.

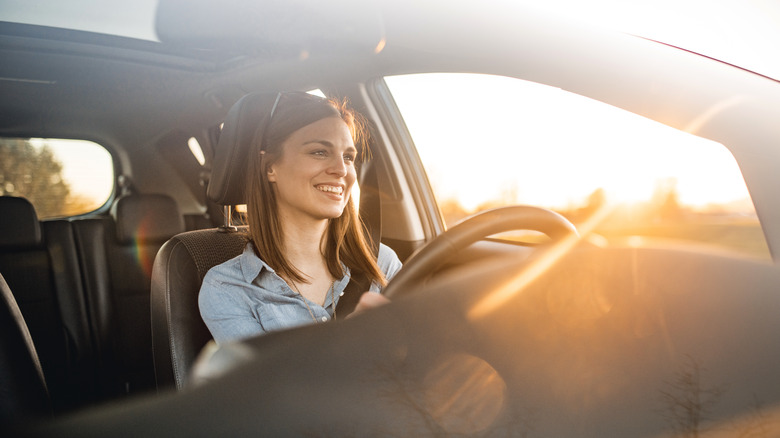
left=385, top=73, right=769, bottom=258
left=0, top=137, right=114, bottom=218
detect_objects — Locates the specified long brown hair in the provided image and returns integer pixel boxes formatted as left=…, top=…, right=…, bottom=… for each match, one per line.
left=244, top=92, right=385, bottom=286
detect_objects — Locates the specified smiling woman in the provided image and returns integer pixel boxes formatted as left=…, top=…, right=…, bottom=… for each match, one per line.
left=199, top=92, right=402, bottom=344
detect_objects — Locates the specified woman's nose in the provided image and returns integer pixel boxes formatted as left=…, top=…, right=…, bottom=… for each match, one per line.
left=328, top=157, right=348, bottom=176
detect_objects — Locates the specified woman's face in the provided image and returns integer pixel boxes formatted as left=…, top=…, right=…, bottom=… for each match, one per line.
left=267, top=116, right=357, bottom=223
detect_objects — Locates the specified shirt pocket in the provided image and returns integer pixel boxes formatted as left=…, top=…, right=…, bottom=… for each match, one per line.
left=254, top=301, right=313, bottom=333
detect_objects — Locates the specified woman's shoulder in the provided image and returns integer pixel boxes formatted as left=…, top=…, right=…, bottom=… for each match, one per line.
left=377, top=242, right=399, bottom=261
left=377, top=243, right=403, bottom=277
left=199, top=252, right=248, bottom=306
left=204, top=252, right=243, bottom=281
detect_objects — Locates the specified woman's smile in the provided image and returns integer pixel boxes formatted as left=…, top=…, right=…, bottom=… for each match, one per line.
left=316, top=184, right=345, bottom=196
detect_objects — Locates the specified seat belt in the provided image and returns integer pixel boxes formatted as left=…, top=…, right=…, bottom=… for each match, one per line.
left=335, top=271, right=371, bottom=317
left=336, top=155, right=382, bottom=318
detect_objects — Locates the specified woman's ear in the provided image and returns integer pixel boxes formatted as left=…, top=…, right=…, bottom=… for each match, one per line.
left=266, top=164, right=277, bottom=182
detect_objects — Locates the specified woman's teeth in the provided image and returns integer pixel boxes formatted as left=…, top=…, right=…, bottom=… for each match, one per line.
left=317, top=185, right=343, bottom=194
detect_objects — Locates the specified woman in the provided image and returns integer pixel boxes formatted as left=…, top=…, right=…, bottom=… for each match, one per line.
left=199, top=92, right=402, bottom=344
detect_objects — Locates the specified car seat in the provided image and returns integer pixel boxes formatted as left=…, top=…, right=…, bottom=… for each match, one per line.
left=107, top=192, right=185, bottom=394
left=0, top=196, right=97, bottom=411
left=151, top=93, right=284, bottom=390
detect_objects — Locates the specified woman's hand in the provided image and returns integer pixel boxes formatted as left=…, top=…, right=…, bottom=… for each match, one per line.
left=348, top=292, right=390, bottom=318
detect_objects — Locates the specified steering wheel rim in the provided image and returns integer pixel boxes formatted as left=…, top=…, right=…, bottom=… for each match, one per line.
left=383, top=205, right=578, bottom=299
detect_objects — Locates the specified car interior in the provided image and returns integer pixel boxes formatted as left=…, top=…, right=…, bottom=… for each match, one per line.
left=2, top=0, right=780, bottom=436
left=0, top=0, right=434, bottom=422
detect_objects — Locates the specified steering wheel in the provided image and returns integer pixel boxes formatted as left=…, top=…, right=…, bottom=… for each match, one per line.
left=383, top=205, right=578, bottom=299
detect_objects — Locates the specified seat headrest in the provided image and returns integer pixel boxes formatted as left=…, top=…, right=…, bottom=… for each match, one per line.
left=111, top=194, right=185, bottom=244
left=0, top=196, right=42, bottom=249
left=208, top=92, right=279, bottom=206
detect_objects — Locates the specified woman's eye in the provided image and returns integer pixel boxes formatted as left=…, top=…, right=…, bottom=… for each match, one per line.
left=311, top=150, right=327, bottom=157
left=344, top=154, right=356, bottom=163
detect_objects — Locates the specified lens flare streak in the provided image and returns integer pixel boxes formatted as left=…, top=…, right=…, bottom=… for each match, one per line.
left=467, top=202, right=614, bottom=320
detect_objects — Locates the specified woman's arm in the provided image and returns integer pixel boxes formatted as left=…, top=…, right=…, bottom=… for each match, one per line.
left=351, top=243, right=402, bottom=317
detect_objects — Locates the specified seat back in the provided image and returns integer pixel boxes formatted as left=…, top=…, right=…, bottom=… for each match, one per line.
left=0, top=196, right=97, bottom=412
left=150, top=93, right=276, bottom=390
left=151, top=228, right=246, bottom=389
left=107, top=194, right=185, bottom=394
left=72, top=193, right=185, bottom=397
left=0, top=272, right=50, bottom=425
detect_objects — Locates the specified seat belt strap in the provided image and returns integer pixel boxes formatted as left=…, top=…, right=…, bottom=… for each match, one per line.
left=336, top=154, right=381, bottom=318
left=335, top=270, right=370, bottom=317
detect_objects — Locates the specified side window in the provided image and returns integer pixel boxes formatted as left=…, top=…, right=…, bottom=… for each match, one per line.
left=0, top=137, right=114, bottom=219
left=385, top=73, right=769, bottom=258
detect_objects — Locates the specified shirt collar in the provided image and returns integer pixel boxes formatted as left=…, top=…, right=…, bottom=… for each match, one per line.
left=238, top=242, right=352, bottom=288
left=239, top=243, right=273, bottom=284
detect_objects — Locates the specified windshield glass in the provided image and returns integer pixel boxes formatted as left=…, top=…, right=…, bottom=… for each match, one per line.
left=387, top=73, right=769, bottom=258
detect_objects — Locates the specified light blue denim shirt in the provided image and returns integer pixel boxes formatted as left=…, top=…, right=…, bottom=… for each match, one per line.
left=199, top=243, right=402, bottom=344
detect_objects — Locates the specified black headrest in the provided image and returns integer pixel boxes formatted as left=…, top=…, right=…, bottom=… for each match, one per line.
left=0, top=196, right=42, bottom=249
left=111, top=194, right=185, bottom=244
left=208, top=93, right=279, bottom=206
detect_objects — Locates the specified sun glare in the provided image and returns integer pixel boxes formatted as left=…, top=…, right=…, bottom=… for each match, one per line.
left=386, top=73, right=752, bottom=215
left=386, top=68, right=768, bottom=257
left=468, top=202, right=612, bottom=320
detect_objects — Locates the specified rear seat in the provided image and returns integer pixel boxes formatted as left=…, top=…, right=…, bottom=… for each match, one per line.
left=0, top=196, right=99, bottom=413
left=1, top=192, right=189, bottom=414
left=73, top=193, right=185, bottom=398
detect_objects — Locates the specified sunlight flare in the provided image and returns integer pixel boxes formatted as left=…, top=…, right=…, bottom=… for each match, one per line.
left=374, top=37, right=386, bottom=54
left=467, top=202, right=614, bottom=320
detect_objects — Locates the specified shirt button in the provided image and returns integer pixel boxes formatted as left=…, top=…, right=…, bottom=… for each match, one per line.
left=339, top=292, right=345, bottom=297
left=321, top=316, right=328, bottom=322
